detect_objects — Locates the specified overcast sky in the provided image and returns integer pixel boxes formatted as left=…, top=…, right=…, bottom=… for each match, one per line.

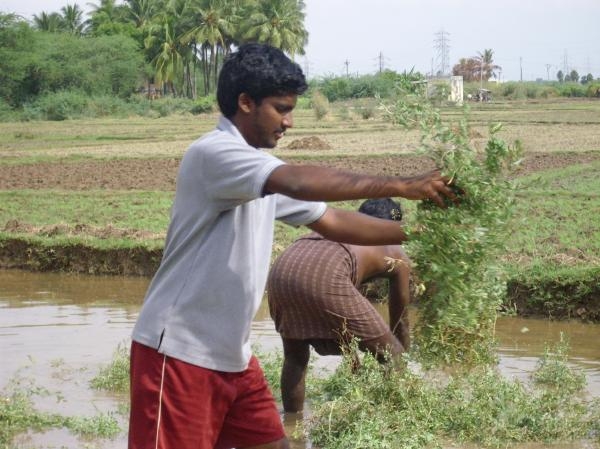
left=3, top=0, right=599, bottom=81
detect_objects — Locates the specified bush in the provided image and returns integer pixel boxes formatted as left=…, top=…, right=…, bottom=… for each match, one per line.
left=87, top=95, right=131, bottom=118
left=313, top=70, right=425, bottom=102
left=356, top=100, right=376, bottom=119
left=4, top=32, right=146, bottom=108
left=22, top=90, right=141, bottom=120
left=556, top=83, right=586, bottom=98
left=0, top=98, right=16, bottom=121
left=586, top=82, right=600, bottom=98
left=25, top=90, right=89, bottom=121
left=190, top=95, right=216, bottom=114
left=539, top=86, right=559, bottom=98
left=295, top=95, right=312, bottom=109
left=501, top=82, right=527, bottom=100
left=311, top=90, right=330, bottom=120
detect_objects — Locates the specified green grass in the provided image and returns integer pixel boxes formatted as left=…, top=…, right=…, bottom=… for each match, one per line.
left=505, top=162, right=600, bottom=275
left=0, top=190, right=172, bottom=234
left=303, top=338, right=600, bottom=449
left=90, top=343, right=130, bottom=394
left=0, top=376, right=121, bottom=447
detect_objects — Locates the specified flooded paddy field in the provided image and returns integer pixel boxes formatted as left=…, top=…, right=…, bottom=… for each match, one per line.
left=2, top=270, right=599, bottom=449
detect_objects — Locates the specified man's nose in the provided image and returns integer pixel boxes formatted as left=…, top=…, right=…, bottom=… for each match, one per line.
left=282, top=112, right=293, bottom=128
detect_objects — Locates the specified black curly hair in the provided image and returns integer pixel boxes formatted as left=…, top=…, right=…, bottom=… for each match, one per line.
left=217, top=43, right=308, bottom=118
left=358, top=198, right=403, bottom=221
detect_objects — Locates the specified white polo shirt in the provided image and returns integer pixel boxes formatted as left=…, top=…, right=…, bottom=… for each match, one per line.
left=132, top=116, right=326, bottom=372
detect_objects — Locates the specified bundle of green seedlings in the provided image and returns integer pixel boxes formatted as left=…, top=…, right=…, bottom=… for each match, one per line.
left=383, top=90, right=523, bottom=366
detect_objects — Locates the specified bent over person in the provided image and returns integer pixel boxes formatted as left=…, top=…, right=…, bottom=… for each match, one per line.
left=267, top=198, right=412, bottom=413
left=128, top=43, right=457, bottom=449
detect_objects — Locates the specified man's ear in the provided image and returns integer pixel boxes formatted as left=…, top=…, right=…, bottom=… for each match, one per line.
left=238, top=93, right=254, bottom=114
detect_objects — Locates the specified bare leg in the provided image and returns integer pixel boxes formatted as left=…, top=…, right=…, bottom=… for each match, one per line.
left=281, top=338, right=310, bottom=413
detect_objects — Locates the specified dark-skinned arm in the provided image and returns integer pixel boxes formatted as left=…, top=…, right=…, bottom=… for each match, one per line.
left=307, top=208, right=407, bottom=245
left=388, top=249, right=412, bottom=350
left=264, top=165, right=456, bottom=208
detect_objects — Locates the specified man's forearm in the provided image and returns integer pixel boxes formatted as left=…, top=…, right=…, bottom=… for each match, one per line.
left=265, top=165, right=405, bottom=200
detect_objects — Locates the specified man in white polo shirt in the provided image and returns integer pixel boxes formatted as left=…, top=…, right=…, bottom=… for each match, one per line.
left=129, top=43, right=457, bottom=449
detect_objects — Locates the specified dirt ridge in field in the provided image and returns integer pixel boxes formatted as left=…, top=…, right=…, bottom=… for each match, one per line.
left=1, top=151, right=599, bottom=191
left=2, top=219, right=165, bottom=240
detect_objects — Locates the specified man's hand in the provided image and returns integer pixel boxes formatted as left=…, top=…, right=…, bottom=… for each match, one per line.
left=398, top=170, right=459, bottom=208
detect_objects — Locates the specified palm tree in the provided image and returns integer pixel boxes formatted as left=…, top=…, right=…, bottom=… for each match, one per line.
left=144, top=0, right=190, bottom=96
left=33, top=11, right=63, bottom=32
left=239, top=0, right=308, bottom=58
left=60, top=4, right=86, bottom=35
left=124, top=0, right=162, bottom=28
left=452, top=58, right=479, bottom=82
left=152, top=23, right=184, bottom=95
left=476, top=49, right=501, bottom=85
left=86, top=0, right=128, bottom=35
left=181, top=0, right=238, bottom=95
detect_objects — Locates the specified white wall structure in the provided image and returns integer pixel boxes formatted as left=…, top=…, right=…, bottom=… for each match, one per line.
left=449, top=76, right=464, bottom=104
left=426, top=76, right=464, bottom=105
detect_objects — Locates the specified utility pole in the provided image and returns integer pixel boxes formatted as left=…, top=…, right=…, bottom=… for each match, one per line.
left=378, top=52, right=385, bottom=73
left=586, top=56, right=592, bottom=75
left=519, top=57, right=523, bottom=82
left=433, top=29, right=450, bottom=77
left=303, top=57, right=311, bottom=79
left=545, top=64, right=552, bottom=81
left=344, top=59, right=350, bottom=77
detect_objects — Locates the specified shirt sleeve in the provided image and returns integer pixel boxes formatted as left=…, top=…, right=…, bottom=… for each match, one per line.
left=200, top=136, right=285, bottom=206
left=274, top=195, right=327, bottom=227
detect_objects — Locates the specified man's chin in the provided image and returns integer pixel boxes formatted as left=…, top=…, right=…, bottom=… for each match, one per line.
left=263, top=139, right=279, bottom=149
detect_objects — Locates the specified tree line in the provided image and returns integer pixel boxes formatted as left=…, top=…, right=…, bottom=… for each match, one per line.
left=1, top=0, right=308, bottom=106
left=452, top=49, right=596, bottom=85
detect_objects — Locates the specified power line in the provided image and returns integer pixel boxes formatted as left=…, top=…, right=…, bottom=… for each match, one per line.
left=374, top=51, right=390, bottom=73
left=433, top=29, right=450, bottom=76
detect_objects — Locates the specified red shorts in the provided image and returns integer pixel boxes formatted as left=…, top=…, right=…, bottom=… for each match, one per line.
left=128, top=341, right=286, bottom=449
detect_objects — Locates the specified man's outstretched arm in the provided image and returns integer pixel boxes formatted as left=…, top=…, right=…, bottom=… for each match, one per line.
left=264, top=164, right=457, bottom=208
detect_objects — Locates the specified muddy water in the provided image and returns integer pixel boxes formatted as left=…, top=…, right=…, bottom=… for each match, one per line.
left=1, top=269, right=599, bottom=449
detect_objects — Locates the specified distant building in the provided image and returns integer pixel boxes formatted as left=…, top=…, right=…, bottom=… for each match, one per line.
left=426, top=75, right=464, bottom=105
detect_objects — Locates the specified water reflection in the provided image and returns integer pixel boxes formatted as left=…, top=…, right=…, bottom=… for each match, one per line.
left=1, top=269, right=599, bottom=449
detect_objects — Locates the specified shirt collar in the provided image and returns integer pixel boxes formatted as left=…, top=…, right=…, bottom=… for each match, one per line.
left=217, top=115, right=246, bottom=144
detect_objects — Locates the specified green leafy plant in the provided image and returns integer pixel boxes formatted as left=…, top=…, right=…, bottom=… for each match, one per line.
left=90, top=343, right=130, bottom=394
left=304, top=343, right=600, bottom=449
left=382, top=91, right=523, bottom=366
left=310, top=90, right=330, bottom=120
left=0, top=375, right=121, bottom=446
